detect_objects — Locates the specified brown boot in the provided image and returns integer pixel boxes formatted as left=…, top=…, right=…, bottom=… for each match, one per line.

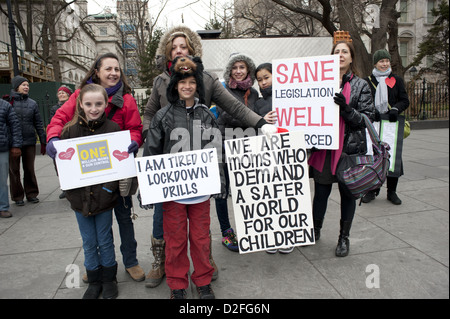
left=126, top=264, right=145, bottom=282
left=209, top=232, right=218, bottom=281
left=145, top=235, right=165, bottom=288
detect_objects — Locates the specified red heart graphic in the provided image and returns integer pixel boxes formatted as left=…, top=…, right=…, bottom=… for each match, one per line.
left=385, top=77, right=396, bottom=88
left=59, top=148, right=75, bottom=160
left=113, top=150, right=129, bottom=161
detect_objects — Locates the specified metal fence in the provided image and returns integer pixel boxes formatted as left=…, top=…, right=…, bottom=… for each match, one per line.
left=404, top=80, right=449, bottom=121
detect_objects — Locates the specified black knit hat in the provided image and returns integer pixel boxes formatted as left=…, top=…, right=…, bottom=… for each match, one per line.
left=11, top=75, right=28, bottom=90
left=166, top=56, right=205, bottom=104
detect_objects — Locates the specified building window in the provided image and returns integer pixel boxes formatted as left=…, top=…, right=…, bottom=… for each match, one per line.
left=400, top=0, right=408, bottom=23
left=399, top=41, right=409, bottom=67
left=100, top=27, right=108, bottom=36
left=427, top=0, right=436, bottom=23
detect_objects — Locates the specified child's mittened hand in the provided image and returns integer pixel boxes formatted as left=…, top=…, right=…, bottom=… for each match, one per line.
left=46, top=137, right=60, bottom=159
left=127, top=140, right=139, bottom=154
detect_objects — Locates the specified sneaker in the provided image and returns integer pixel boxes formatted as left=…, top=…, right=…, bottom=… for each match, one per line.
left=362, top=191, right=376, bottom=203
left=27, top=198, right=39, bottom=204
left=279, top=246, right=294, bottom=254
left=222, top=228, right=239, bottom=252
left=0, top=211, right=12, bottom=218
left=265, top=249, right=278, bottom=254
left=170, top=289, right=187, bottom=299
left=196, top=284, right=215, bottom=299
left=387, top=191, right=402, bottom=205
left=15, top=200, right=25, bottom=206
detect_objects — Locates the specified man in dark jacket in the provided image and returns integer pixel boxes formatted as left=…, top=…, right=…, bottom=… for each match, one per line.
left=0, top=99, right=22, bottom=217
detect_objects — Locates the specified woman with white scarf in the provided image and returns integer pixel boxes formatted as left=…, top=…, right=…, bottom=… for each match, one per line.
left=363, top=49, right=410, bottom=205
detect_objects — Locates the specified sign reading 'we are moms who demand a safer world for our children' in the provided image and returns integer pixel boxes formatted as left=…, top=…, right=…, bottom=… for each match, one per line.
left=273, top=55, right=340, bottom=149
left=225, top=131, right=314, bottom=254
left=54, top=131, right=137, bottom=190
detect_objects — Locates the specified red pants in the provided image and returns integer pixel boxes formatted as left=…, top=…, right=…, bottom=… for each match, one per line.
left=163, top=200, right=214, bottom=290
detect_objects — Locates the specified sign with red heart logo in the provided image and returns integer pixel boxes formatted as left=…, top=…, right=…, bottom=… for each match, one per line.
left=385, top=77, right=396, bottom=88
left=58, top=148, right=75, bottom=160
left=113, top=150, right=129, bottom=161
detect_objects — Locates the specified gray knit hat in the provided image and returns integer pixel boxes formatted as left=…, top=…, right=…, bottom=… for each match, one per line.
left=11, top=75, right=28, bottom=90
left=373, top=49, right=391, bottom=65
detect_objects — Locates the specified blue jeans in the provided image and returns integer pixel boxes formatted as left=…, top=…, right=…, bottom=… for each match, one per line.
left=0, top=152, right=9, bottom=211
left=75, top=210, right=116, bottom=271
left=114, top=196, right=139, bottom=268
left=152, top=203, right=164, bottom=240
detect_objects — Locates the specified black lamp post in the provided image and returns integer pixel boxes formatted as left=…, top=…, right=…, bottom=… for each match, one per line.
left=6, top=0, right=19, bottom=76
left=420, top=78, right=427, bottom=120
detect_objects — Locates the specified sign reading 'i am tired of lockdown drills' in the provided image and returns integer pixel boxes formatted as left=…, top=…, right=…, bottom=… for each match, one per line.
left=225, top=131, right=315, bottom=254
left=54, top=131, right=137, bottom=190
left=135, top=148, right=221, bottom=205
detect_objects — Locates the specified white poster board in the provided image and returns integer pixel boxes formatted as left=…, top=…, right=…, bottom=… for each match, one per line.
left=136, top=148, right=221, bottom=205
left=272, top=55, right=340, bottom=149
left=225, top=131, right=315, bottom=254
left=54, top=131, right=136, bottom=190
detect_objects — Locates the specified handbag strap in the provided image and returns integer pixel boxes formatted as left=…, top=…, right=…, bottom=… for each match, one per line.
left=361, top=113, right=381, bottom=146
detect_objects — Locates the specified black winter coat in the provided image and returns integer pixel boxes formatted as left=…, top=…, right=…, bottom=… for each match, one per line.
left=365, top=73, right=410, bottom=120
left=61, top=113, right=121, bottom=217
left=254, top=87, right=273, bottom=118
left=144, top=98, right=226, bottom=195
left=0, top=99, right=22, bottom=152
left=216, top=86, right=259, bottom=136
left=9, top=91, right=46, bottom=146
left=341, top=74, right=375, bottom=156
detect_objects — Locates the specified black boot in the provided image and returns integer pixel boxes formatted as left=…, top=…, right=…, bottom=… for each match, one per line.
left=102, top=264, right=118, bottom=299
left=82, top=267, right=102, bottom=299
left=313, top=219, right=324, bottom=241
left=335, top=220, right=352, bottom=257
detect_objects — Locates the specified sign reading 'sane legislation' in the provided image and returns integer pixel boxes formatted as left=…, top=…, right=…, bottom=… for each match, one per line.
left=225, top=131, right=315, bottom=254
left=54, top=131, right=137, bottom=190
left=273, top=55, right=340, bottom=149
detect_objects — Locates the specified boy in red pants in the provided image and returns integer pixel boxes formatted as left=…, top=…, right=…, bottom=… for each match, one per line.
left=144, top=56, right=225, bottom=299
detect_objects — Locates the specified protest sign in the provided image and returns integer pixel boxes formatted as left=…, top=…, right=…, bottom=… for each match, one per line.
left=378, top=114, right=405, bottom=176
left=272, top=55, right=340, bottom=149
left=54, top=130, right=136, bottom=190
left=136, top=148, right=221, bottom=205
left=225, top=131, right=314, bottom=254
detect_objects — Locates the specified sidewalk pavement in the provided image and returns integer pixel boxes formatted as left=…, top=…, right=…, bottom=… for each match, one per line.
left=0, top=128, right=448, bottom=300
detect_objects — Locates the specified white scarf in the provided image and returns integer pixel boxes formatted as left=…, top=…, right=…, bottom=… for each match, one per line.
left=372, top=67, right=391, bottom=114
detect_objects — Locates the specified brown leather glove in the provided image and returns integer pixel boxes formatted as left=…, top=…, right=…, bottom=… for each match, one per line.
left=10, top=147, right=22, bottom=157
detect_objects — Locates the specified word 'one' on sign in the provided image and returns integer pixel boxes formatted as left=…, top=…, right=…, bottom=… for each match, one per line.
left=225, top=131, right=315, bottom=254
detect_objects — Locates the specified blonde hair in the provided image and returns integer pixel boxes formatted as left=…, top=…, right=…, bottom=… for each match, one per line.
left=62, top=84, right=108, bottom=135
left=165, top=32, right=195, bottom=62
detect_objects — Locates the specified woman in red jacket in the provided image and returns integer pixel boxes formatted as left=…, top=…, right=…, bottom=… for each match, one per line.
left=46, top=52, right=145, bottom=282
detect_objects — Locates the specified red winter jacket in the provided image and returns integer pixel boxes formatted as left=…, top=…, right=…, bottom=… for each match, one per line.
left=46, top=88, right=143, bottom=146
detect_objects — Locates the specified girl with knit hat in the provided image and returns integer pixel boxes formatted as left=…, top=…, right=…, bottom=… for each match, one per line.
left=362, top=49, right=410, bottom=205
